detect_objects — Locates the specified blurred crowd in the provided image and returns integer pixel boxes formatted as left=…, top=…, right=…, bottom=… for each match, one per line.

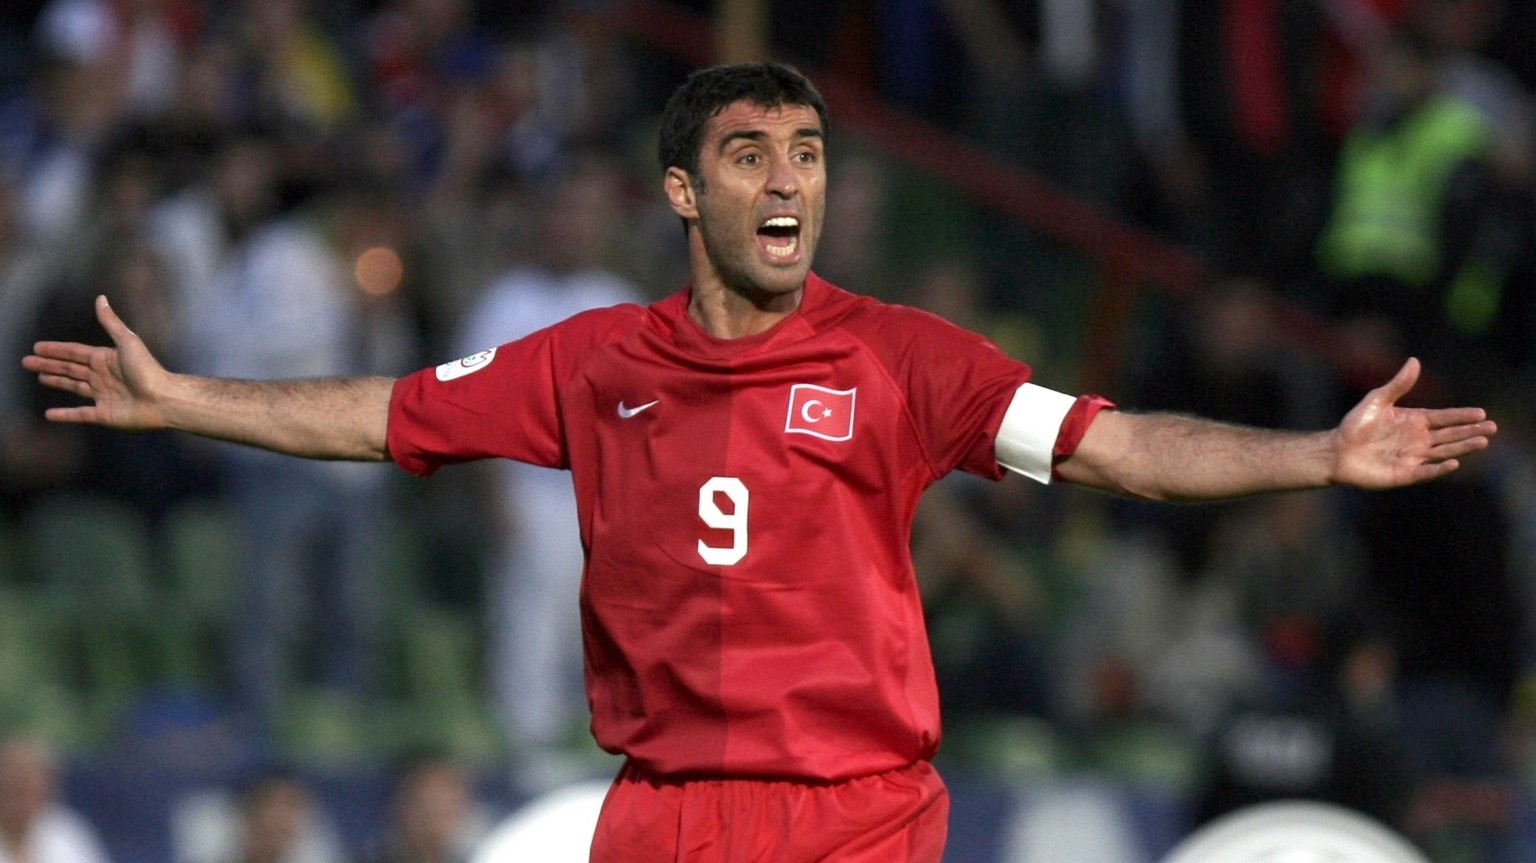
left=1, top=0, right=1535, bottom=862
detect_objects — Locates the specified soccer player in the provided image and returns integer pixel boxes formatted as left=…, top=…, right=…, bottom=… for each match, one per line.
left=24, top=62, right=1496, bottom=862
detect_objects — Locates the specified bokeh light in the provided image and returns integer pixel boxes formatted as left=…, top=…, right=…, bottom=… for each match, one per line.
left=354, top=246, right=403, bottom=296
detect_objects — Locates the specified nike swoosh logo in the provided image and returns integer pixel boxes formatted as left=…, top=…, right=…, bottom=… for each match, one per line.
left=617, top=400, right=660, bottom=419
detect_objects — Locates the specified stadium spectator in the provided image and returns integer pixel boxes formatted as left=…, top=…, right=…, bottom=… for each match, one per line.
left=33, top=0, right=204, bottom=119
left=360, top=751, right=492, bottom=863
left=1120, top=0, right=1345, bottom=283
left=150, top=125, right=407, bottom=739
left=0, top=175, right=80, bottom=519
left=453, top=155, right=645, bottom=789
left=227, top=0, right=360, bottom=136
left=222, top=770, right=347, bottom=863
left=0, top=733, right=113, bottom=863
left=1313, top=27, right=1507, bottom=385
left=362, top=0, right=497, bottom=192
left=1192, top=605, right=1417, bottom=831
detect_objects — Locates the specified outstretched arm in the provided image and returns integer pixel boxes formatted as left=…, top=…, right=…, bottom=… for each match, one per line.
left=1055, top=358, right=1496, bottom=500
left=23, top=295, right=394, bottom=461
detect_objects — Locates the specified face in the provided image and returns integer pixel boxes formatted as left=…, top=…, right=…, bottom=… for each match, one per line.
left=667, top=100, right=826, bottom=306
left=215, top=140, right=279, bottom=227
left=0, top=741, right=55, bottom=837
left=398, top=764, right=472, bottom=851
left=543, top=166, right=619, bottom=272
left=243, top=780, right=310, bottom=860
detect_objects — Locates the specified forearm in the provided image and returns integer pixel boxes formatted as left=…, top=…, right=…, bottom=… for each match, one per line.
left=1057, top=410, right=1338, bottom=501
left=159, top=373, right=395, bottom=461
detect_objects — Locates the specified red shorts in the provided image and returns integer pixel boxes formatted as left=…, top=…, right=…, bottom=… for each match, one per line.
left=589, top=761, right=950, bottom=863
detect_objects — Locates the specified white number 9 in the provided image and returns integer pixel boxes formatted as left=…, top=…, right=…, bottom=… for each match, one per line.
left=697, top=476, right=749, bottom=565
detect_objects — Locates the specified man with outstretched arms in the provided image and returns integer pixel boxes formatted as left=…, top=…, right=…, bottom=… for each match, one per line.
left=25, top=62, right=1496, bottom=862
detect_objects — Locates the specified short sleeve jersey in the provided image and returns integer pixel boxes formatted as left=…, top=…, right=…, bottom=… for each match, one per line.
left=389, top=274, right=1042, bottom=780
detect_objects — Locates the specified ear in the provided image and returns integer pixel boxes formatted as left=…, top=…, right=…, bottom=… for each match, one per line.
left=664, top=167, right=699, bottom=220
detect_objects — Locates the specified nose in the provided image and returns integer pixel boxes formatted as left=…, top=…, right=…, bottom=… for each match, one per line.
left=766, top=156, right=798, bottom=198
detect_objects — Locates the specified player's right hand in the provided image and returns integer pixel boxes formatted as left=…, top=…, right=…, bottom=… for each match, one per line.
left=22, top=295, right=172, bottom=431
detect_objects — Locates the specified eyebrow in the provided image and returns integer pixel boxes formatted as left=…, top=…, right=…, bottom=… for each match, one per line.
left=716, top=127, right=825, bottom=154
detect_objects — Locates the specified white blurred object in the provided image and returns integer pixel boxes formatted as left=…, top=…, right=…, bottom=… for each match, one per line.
left=169, top=787, right=348, bottom=863
left=471, top=780, right=611, bottom=863
left=35, top=0, right=113, bottom=60
left=1163, top=801, right=1430, bottom=863
left=1000, top=782, right=1147, bottom=863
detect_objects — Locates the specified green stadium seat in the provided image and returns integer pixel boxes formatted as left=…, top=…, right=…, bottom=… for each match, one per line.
left=375, top=512, right=432, bottom=626
left=390, top=608, right=506, bottom=762
left=942, top=714, right=1063, bottom=782
left=1084, top=719, right=1198, bottom=793
left=19, top=492, right=164, bottom=743
left=157, top=498, right=240, bottom=687
left=401, top=610, right=480, bottom=704
left=21, top=491, right=155, bottom=617
left=159, top=498, right=240, bottom=624
left=274, top=686, right=375, bottom=765
left=0, top=588, right=97, bottom=752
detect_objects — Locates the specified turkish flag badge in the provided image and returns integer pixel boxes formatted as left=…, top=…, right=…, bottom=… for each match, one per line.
left=785, top=384, right=857, bottom=441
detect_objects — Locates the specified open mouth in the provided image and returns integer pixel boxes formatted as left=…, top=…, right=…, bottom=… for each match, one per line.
left=757, top=216, right=801, bottom=260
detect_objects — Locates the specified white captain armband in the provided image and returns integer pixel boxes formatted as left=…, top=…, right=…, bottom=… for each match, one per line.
left=996, top=383, right=1077, bottom=484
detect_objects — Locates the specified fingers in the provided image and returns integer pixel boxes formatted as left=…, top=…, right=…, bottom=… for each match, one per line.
left=1429, top=434, right=1492, bottom=461
left=25, top=343, right=111, bottom=409
left=34, top=369, right=91, bottom=396
left=1421, top=407, right=1489, bottom=429
left=95, top=294, right=135, bottom=346
left=43, top=404, right=102, bottom=424
left=1429, top=419, right=1497, bottom=446
left=1372, top=357, right=1422, bottom=404
left=1408, top=459, right=1461, bottom=484
left=22, top=350, right=91, bottom=380
left=1415, top=414, right=1495, bottom=471
left=25, top=340, right=99, bottom=367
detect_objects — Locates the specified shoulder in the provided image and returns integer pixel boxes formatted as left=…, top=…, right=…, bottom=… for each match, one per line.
left=823, top=288, right=1004, bottom=355
left=560, top=301, right=651, bottom=332
left=36, top=807, right=110, bottom=861
left=530, top=302, right=653, bottom=356
left=448, top=300, right=649, bottom=369
left=811, top=281, right=1030, bottom=393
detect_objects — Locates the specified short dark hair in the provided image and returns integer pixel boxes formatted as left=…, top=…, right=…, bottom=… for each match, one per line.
left=658, top=61, right=829, bottom=179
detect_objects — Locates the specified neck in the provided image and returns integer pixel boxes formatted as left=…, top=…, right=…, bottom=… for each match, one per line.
left=687, top=279, right=803, bottom=339
left=684, top=234, right=808, bottom=338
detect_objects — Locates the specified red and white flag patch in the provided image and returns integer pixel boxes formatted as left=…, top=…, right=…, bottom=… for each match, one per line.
left=785, top=384, right=857, bottom=441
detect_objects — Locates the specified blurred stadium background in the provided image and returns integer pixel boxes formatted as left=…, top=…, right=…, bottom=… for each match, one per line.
left=2, top=1, right=1535, bottom=861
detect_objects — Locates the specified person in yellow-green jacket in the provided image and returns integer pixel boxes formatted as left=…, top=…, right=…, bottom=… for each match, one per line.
left=1315, top=27, right=1526, bottom=381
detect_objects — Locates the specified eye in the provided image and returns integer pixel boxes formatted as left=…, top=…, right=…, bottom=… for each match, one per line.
left=737, top=152, right=761, bottom=166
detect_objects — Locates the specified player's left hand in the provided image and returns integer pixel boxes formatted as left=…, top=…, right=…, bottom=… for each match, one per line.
left=1331, top=358, right=1497, bottom=489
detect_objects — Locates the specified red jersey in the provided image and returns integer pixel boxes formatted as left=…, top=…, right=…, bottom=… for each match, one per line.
left=388, top=274, right=1052, bottom=780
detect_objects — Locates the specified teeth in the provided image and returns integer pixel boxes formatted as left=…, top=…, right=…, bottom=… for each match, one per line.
left=763, top=217, right=799, bottom=229
left=766, top=236, right=799, bottom=257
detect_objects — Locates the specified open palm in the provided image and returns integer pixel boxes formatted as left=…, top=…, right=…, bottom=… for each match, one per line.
left=1332, top=358, right=1496, bottom=489
left=22, top=295, right=171, bottom=431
